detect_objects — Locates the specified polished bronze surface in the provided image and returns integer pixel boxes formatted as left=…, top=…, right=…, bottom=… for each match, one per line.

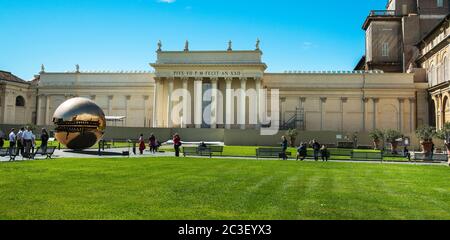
left=52, top=97, right=106, bottom=150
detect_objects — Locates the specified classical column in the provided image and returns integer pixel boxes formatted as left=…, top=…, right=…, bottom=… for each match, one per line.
left=320, top=97, right=327, bottom=131
left=194, top=77, right=203, bottom=128
left=361, top=97, right=368, bottom=132
left=239, top=77, right=247, bottom=129
left=255, top=77, right=262, bottom=128
left=36, top=95, right=42, bottom=125
left=409, top=97, right=416, bottom=132
left=341, top=97, right=348, bottom=132
left=433, top=95, right=440, bottom=129
left=372, top=98, right=379, bottom=130
left=182, top=77, right=189, bottom=128
left=167, top=78, right=174, bottom=128
left=398, top=98, right=404, bottom=132
left=125, top=95, right=131, bottom=126
left=2, top=92, right=8, bottom=124
left=210, top=77, right=218, bottom=129
left=225, top=78, right=233, bottom=129
left=143, top=96, right=149, bottom=127
left=45, top=95, right=50, bottom=125
left=108, top=95, right=114, bottom=116
left=152, top=78, right=159, bottom=128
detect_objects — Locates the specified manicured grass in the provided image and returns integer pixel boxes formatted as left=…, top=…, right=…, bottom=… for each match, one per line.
left=0, top=157, right=448, bottom=220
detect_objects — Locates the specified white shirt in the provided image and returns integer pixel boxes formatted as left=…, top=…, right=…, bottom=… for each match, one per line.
left=9, top=132, right=16, bottom=142
left=22, top=130, right=33, bottom=140
left=16, top=130, right=23, bottom=140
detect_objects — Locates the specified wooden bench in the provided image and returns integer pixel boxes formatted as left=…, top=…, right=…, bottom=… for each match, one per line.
left=29, top=146, right=57, bottom=159
left=182, top=146, right=212, bottom=158
left=351, top=151, right=383, bottom=161
left=208, top=146, right=224, bottom=156
left=413, top=152, right=448, bottom=162
left=256, top=147, right=292, bottom=159
left=0, top=147, right=18, bottom=161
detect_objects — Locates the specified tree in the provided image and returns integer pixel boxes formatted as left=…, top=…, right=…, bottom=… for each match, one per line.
left=369, top=129, right=384, bottom=150
left=384, top=129, right=403, bottom=154
left=286, top=128, right=298, bottom=147
left=416, top=125, right=436, bottom=158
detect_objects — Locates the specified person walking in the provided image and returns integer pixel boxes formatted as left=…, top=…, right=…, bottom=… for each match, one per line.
left=173, top=133, right=182, bottom=157
left=320, top=145, right=330, bottom=162
left=22, top=127, right=33, bottom=158
left=8, top=128, right=16, bottom=155
left=149, top=133, right=157, bottom=154
left=312, top=139, right=321, bottom=161
left=296, top=142, right=307, bottom=161
left=138, top=134, right=145, bottom=155
left=0, top=131, right=4, bottom=148
left=16, top=127, right=24, bottom=156
left=281, top=136, right=288, bottom=160
left=40, top=128, right=49, bottom=153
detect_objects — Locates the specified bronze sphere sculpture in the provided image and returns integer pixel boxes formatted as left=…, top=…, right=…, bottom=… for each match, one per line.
left=52, top=97, right=106, bottom=150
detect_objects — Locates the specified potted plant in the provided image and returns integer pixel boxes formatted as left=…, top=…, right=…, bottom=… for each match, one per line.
left=384, top=129, right=403, bottom=154
left=436, top=122, right=450, bottom=165
left=286, top=128, right=298, bottom=147
left=369, top=129, right=384, bottom=150
left=415, top=125, right=436, bottom=157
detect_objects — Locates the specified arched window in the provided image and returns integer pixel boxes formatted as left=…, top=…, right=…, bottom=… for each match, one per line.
left=437, top=0, right=444, bottom=7
left=15, top=96, right=25, bottom=107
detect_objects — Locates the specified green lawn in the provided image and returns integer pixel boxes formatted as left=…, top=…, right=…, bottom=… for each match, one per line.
left=0, top=157, right=448, bottom=220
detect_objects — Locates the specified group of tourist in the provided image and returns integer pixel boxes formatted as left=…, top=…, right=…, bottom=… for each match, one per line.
left=280, top=136, right=330, bottom=162
left=2, top=127, right=50, bottom=157
left=137, top=133, right=162, bottom=155
left=136, top=133, right=183, bottom=157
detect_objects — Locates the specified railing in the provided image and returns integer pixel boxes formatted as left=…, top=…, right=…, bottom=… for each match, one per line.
left=369, top=10, right=396, bottom=17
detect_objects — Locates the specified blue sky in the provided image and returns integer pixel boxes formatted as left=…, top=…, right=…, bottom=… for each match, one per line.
left=0, top=0, right=386, bottom=80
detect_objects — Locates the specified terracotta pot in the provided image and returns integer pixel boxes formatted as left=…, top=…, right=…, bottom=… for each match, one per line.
left=373, top=139, right=381, bottom=150
left=390, top=142, right=398, bottom=154
left=421, top=141, right=433, bottom=157
left=445, top=143, right=450, bottom=166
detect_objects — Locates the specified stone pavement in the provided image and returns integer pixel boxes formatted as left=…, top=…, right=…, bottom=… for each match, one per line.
left=0, top=147, right=448, bottom=166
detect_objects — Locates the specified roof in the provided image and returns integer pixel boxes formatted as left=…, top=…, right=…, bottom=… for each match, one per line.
left=416, top=13, right=450, bottom=46
left=0, top=70, right=30, bottom=85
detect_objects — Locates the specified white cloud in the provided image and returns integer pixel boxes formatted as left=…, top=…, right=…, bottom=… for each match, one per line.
left=158, top=0, right=176, bottom=3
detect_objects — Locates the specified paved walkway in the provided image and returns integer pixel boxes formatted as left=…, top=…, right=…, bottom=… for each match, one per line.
left=1, top=147, right=448, bottom=166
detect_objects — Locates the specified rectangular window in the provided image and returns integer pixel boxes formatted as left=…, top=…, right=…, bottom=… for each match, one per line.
left=381, top=42, right=389, bottom=57
left=437, top=0, right=444, bottom=7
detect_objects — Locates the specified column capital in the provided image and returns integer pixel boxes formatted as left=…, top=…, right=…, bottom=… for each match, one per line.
left=126, top=95, right=131, bottom=101
left=194, top=77, right=203, bottom=82
left=408, top=97, right=416, bottom=102
left=254, top=77, right=262, bottom=83
left=225, top=77, right=233, bottom=84
left=167, top=77, right=174, bottom=83
left=398, top=98, right=405, bottom=103
left=341, top=97, right=348, bottom=103
left=143, top=95, right=149, bottom=100
left=181, top=77, right=189, bottom=82
left=362, top=97, right=369, bottom=103
left=320, top=97, right=327, bottom=103
left=210, top=77, right=218, bottom=83
left=108, top=95, right=114, bottom=100
left=299, top=97, right=306, bottom=102
left=90, top=95, right=96, bottom=100
left=371, top=97, right=379, bottom=103
left=239, top=77, right=247, bottom=82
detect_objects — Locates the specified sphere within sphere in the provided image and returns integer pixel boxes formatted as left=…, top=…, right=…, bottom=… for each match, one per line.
left=52, top=97, right=106, bottom=150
